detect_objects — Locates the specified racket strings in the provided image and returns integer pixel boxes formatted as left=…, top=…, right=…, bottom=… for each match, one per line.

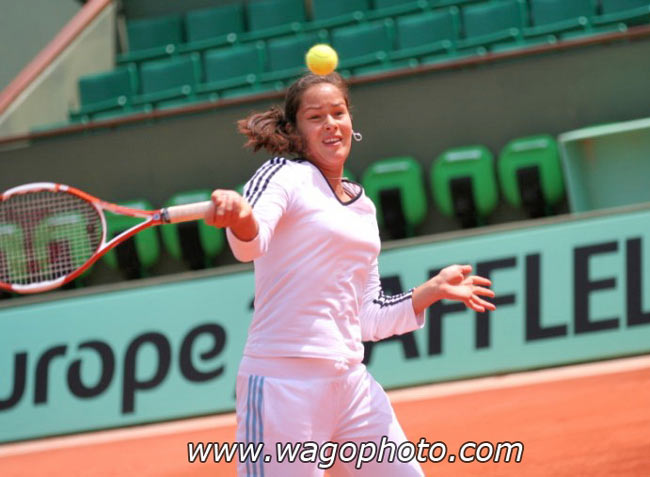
left=0, top=191, right=102, bottom=286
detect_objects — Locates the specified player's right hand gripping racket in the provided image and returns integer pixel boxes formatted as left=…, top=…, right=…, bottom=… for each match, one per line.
left=0, top=182, right=213, bottom=294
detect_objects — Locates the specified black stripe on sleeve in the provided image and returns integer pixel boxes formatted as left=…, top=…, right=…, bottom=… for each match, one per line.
left=372, top=289, right=413, bottom=308
left=244, top=157, right=280, bottom=202
left=249, top=158, right=287, bottom=207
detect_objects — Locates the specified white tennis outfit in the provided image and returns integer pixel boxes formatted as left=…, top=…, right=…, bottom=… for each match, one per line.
left=227, top=158, right=425, bottom=476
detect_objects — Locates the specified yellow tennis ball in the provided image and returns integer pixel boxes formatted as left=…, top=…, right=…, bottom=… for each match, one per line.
left=306, top=44, right=339, bottom=75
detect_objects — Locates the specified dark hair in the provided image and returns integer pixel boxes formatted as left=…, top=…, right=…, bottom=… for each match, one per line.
left=237, top=72, right=350, bottom=156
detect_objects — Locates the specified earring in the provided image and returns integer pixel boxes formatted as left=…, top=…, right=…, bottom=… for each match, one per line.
left=352, top=131, right=363, bottom=142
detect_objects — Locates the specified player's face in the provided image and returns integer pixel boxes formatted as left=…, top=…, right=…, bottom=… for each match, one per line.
left=296, top=83, right=352, bottom=174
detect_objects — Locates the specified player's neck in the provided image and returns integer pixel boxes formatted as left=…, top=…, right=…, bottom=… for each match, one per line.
left=310, top=161, right=348, bottom=200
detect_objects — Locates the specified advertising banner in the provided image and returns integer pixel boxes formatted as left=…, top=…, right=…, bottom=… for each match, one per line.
left=1, top=207, right=649, bottom=443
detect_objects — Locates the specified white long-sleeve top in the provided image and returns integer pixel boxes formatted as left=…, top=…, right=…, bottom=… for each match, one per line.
left=227, top=157, right=425, bottom=364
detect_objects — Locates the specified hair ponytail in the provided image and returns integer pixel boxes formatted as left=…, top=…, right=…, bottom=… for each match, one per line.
left=237, top=106, right=303, bottom=156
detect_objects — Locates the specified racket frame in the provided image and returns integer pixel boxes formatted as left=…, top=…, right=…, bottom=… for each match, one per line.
left=0, top=182, right=210, bottom=294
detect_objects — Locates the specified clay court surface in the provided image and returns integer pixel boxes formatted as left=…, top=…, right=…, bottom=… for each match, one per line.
left=1, top=355, right=649, bottom=476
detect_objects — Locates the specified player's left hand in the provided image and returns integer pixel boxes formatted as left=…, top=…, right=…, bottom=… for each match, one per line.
left=434, top=264, right=496, bottom=313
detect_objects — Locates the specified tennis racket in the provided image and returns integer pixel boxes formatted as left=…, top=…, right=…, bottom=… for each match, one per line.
left=0, top=182, right=213, bottom=294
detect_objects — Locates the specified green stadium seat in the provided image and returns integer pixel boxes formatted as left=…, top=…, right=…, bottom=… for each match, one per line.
left=118, top=15, right=184, bottom=64
left=498, top=135, right=564, bottom=217
left=241, top=0, right=306, bottom=41
left=90, top=104, right=150, bottom=122
left=362, top=157, right=427, bottom=239
left=524, top=0, right=596, bottom=38
left=353, top=58, right=417, bottom=76
left=490, top=34, right=556, bottom=54
left=103, top=200, right=160, bottom=279
left=219, top=82, right=280, bottom=99
left=458, top=0, right=526, bottom=49
left=179, top=4, right=244, bottom=53
left=155, top=96, right=210, bottom=111
left=389, top=8, right=459, bottom=62
left=560, top=21, right=627, bottom=40
left=132, top=54, right=202, bottom=108
left=331, top=20, right=395, bottom=73
left=306, top=0, right=370, bottom=30
left=260, top=32, right=324, bottom=85
left=70, top=65, right=138, bottom=121
left=312, top=0, right=371, bottom=20
left=431, top=145, right=498, bottom=228
left=553, top=0, right=636, bottom=41
left=419, top=48, right=479, bottom=65
left=196, top=42, right=265, bottom=97
left=160, top=190, right=224, bottom=270
left=434, top=0, right=484, bottom=6
left=594, top=0, right=650, bottom=27
left=366, top=0, right=430, bottom=21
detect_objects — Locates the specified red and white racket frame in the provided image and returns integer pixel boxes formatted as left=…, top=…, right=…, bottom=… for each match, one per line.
left=0, top=182, right=212, bottom=294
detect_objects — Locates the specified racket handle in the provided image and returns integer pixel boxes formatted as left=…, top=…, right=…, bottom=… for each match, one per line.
left=163, top=201, right=212, bottom=224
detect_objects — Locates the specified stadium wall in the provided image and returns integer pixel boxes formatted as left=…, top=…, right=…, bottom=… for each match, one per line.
left=0, top=1, right=116, bottom=137
left=0, top=0, right=82, bottom=91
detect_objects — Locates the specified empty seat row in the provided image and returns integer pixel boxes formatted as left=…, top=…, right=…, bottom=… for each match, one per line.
left=120, top=0, right=415, bottom=64
left=120, top=0, right=447, bottom=64
left=71, top=0, right=648, bottom=122
left=119, top=0, right=650, bottom=65
left=72, top=36, right=323, bottom=121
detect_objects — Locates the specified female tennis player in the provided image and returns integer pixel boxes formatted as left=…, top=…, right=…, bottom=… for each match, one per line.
left=205, top=73, right=496, bottom=476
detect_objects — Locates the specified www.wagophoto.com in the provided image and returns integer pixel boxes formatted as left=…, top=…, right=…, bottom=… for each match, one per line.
left=187, top=437, right=524, bottom=469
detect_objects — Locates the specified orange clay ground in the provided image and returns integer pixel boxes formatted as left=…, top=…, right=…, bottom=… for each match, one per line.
left=1, top=355, right=649, bottom=476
